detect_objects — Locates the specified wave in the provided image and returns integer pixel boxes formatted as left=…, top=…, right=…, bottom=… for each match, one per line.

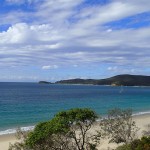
left=0, top=126, right=34, bottom=135
left=97, top=111, right=150, bottom=121
left=133, top=111, right=150, bottom=116
left=1, top=111, right=150, bottom=135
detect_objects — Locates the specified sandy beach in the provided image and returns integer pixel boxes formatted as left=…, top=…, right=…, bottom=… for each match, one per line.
left=98, top=113, right=150, bottom=150
left=0, top=134, right=16, bottom=150
left=0, top=114, right=150, bottom=150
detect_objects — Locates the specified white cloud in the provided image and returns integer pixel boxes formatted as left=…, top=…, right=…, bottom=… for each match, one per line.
left=107, top=66, right=118, bottom=71
left=5, top=0, right=39, bottom=5
left=6, top=0, right=25, bottom=4
left=107, top=66, right=138, bottom=75
left=42, top=65, right=58, bottom=70
left=0, top=23, right=64, bottom=44
left=73, top=1, right=150, bottom=31
left=0, top=0, right=149, bottom=73
left=107, top=29, right=112, bottom=32
left=73, top=64, right=78, bottom=67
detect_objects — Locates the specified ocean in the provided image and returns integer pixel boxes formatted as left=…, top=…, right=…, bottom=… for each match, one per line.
left=0, top=82, right=150, bottom=135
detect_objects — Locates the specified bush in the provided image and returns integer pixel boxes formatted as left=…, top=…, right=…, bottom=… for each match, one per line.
left=100, top=108, right=139, bottom=144
left=9, top=108, right=100, bottom=150
left=116, top=144, right=131, bottom=150
left=116, top=136, right=150, bottom=150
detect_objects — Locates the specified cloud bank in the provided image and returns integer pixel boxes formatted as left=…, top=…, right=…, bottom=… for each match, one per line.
left=0, top=0, right=150, bottom=80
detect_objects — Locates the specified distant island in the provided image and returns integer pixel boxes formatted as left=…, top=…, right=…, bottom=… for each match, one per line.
left=55, top=74, right=150, bottom=86
left=38, top=81, right=52, bottom=84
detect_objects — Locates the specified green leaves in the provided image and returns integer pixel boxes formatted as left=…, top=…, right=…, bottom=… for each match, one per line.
left=55, top=108, right=98, bottom=123
left=25, top=108, right=98, bottom=150
left=116, top=136, right=150, bottom=150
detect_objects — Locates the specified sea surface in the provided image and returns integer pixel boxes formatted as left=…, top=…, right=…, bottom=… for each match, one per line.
left=0, top=82, right=150, bottom=135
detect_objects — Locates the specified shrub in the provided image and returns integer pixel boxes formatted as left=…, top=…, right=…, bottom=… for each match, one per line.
left=9, top=108, right=100, bottom=150
left=116, top=136, right=150, bottom=150
left=100, top=108, right=139, bottom=144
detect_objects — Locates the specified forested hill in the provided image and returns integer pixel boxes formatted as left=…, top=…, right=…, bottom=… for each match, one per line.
left=55, top=74, right=150, bottom=86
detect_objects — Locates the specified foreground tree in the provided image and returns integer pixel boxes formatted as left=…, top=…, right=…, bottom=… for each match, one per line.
left=9, top=108, right=100, bottom=150
left=99, top=108, right=139, bottom=145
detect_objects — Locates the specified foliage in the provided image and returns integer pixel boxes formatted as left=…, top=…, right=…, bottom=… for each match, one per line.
left=99, top=108, right=139, bottom=144
left=116, top=136, right=150, bottom=150
left=9, top=128, right=30, bottom=150
left=9, top=108, right=100, bottom=150
left=115, top=144, right=131, bottom=150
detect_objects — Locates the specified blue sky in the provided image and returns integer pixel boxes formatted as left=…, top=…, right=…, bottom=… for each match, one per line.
left=0, top=0, right=150, bottom=82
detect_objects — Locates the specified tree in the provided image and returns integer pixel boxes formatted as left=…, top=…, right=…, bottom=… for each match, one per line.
left=99, top=108, right=139, bottom=145
left=9, top=108, right=100, bottom=150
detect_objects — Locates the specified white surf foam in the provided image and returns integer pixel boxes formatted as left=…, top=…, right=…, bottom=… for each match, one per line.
left=1, top=111, right=150, bottom=135
left=133, top=111, right=150, bottom=116
left=0, top=126, right=34, bottom=135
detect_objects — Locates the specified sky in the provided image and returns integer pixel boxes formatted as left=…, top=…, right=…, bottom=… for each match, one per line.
left=0, top=0, right=150, bottom=82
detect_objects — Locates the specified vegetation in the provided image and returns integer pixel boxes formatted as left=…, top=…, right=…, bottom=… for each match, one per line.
left=38, top=81, right=52, bottom=84
left=9, top=108, right=150, bottom=150
left=56, top=74, right=150, bottom=86
left=9, top=128, right=30, bottom=150
left=116, top=136, right=150, bottom=150
left=99, top=108, right=139, bottom=144
left=9, top=108, right=100, bottom=150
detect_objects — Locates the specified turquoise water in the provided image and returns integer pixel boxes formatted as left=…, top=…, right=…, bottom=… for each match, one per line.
left=0, top=82, right=150, bottom=134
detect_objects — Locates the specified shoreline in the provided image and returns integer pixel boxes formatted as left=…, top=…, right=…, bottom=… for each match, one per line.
left=0, top=113, right=150, bottom=150
left=0, top=126, right=34, bottom=136
left=1, top=110, right=150, bottom=136
left=53, top=83, right=150, bottom=87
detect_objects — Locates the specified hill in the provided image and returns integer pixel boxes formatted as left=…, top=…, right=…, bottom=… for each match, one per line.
left=55, top=74, right=150, bottom=86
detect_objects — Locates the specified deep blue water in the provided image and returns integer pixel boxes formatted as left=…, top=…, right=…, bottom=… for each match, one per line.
left=0, top=82, right=150, bottom=133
